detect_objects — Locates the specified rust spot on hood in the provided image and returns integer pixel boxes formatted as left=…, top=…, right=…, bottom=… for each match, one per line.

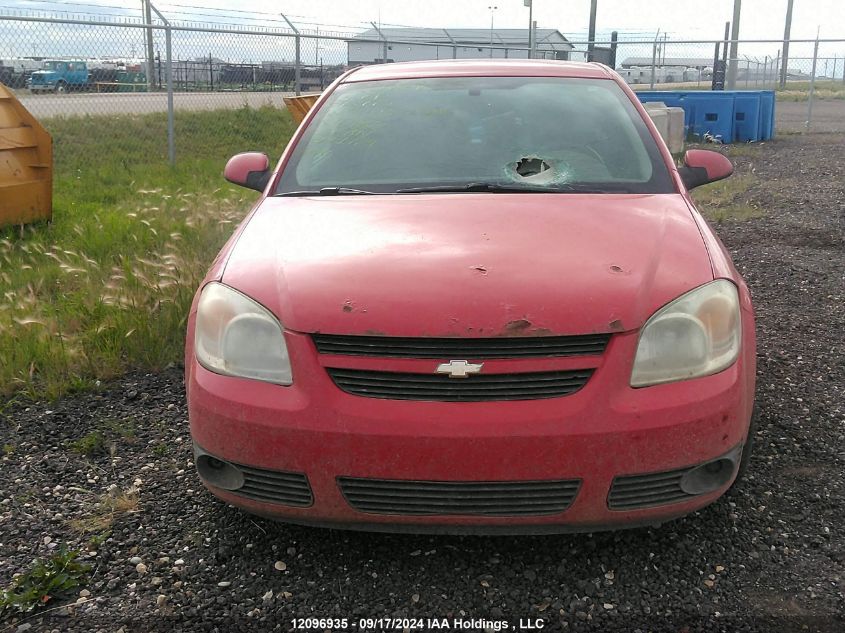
left=498, top=319, right=554, bottom=337
left=504, top=318, right=531, bottom=333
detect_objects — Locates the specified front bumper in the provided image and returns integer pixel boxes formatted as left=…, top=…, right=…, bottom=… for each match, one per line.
left=187, top=329, right=755, bottom=533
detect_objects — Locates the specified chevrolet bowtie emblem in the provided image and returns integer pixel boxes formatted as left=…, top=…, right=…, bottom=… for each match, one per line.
left=435, top=360, right=484, bottom=378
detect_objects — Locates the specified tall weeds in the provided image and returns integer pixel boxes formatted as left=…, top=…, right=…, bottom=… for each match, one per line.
left=0, top=106, right=295, bottom=398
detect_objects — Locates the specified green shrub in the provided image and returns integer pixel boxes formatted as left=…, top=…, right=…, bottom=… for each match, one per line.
left=0, top=548, right=91, bottom=616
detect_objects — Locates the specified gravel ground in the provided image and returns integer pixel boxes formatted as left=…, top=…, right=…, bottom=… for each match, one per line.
left=1, top=133, right=843, bottom=633
left=775, top=100, right=845, bottom=135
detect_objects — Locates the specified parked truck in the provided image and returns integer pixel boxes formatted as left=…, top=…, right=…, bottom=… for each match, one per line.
left=28, top=60, right=88, bottom=93
left=0, top=58, right=41, bottom=89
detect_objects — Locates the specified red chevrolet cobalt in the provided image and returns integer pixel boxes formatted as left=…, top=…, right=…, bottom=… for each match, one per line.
left=186, top=60, right=756, bottom=533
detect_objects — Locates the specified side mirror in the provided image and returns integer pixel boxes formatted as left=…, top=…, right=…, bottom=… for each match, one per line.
left=678, top=149, right=733, bottom=190
left=223, top=152, right=271, bottom=192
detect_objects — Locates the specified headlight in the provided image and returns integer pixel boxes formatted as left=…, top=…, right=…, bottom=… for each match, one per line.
left=631, top=279, right=741, bottom=387
left=194, top=282, right=292, bottom=385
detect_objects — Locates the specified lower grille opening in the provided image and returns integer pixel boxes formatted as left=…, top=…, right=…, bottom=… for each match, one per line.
left=608, top=447, right=743, bottom=510
left=608, top=467, right=696, bottom=510
left=235, top=464, right=314, bottom=507
left=194, top=445, right=313, bottom=507
left=338, top=477, right=580, bottom=516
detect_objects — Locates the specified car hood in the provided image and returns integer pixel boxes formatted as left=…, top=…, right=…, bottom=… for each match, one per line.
left=30, top=71, right=56, bottom=81
left=221, top=193, right=713, bottom=336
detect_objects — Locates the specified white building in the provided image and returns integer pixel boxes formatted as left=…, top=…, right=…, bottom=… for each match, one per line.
left=347, top=28, right=573, bottom=64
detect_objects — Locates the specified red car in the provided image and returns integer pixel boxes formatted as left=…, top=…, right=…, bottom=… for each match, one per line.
left=186, top=60, right=756, bottom=533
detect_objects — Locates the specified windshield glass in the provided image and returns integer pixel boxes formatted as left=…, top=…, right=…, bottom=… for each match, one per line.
left=42, top=61, right=60, bottom=70
left=276, top=76, right=674, bottom=195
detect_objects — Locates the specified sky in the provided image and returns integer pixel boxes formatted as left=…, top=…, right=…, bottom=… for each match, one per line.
left=2, top=0, right=843, bottom=41
left=1, top=1, right=843, bottom=71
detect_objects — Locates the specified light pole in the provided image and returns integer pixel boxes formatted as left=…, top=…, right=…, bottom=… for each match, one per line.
left=524, top=0, right=533, bottom=59
left=780, top=0, right=794, bottom=88
left=587, top=0, right=598, bottom=61
left=726, top=0, right=742, bottom=89
left=141, top=0, right=155, bottom=91
left=488, top=5, right=498, bottom=58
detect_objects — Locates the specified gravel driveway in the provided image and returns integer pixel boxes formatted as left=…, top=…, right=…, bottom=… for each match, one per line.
left=1, top=133, right=843, bottom=633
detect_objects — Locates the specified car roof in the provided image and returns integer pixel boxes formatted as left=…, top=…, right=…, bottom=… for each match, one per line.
left=342, top=59, right=613, bottom=83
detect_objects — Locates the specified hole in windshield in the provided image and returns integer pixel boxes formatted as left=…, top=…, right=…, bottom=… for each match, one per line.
left=514, top=157, right=551, bottom=177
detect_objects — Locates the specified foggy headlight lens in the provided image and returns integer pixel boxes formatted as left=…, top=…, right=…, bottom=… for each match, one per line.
left=631, top=279, right=740, bottom=387
left=195, top=282, right=292, bottom=385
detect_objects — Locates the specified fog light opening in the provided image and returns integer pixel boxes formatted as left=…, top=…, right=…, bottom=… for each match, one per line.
left=680, top=456, right=738, bottom=495
left=196, top=454, right=245, bottom=491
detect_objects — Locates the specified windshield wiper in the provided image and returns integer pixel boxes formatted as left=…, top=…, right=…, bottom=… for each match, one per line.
left=275, top=187, right=375, bottom=197
left=395, top=182, right=614, bottom=194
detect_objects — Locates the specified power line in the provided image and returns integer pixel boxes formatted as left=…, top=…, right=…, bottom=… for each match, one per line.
left=8, top=0, right=371, bottom=31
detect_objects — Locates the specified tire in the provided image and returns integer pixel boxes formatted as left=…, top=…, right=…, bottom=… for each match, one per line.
left=54, top=82, right=67, bottom=94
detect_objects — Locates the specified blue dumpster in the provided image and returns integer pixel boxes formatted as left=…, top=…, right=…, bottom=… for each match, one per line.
left=733, top=93, right=762, bottom=142
left=757, top=91, right=775, bottom=140
left=683, top=93, right=735, bottom=142
left=635, top=90, right=776, bottom=143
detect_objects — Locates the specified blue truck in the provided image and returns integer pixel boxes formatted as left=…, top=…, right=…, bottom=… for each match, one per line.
left=28, top=60, right=89, bottom=93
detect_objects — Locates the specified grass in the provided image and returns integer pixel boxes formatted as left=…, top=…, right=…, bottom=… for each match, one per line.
left=0, top=106, right=296, bottom=399
left=631, top=79, right=845, bottom=101
left=687, top=143, right=764, bottom=224
left=69, top=431, right=107, bottom=457
left=67, top=487, right=140, bottom=534
left=775, top=80, right=845, bottom=101
left=692, top=173, right=762, bottom=223
left=69, top=418, right=136, bottom=457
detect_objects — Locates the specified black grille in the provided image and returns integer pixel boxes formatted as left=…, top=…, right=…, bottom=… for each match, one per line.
left=327, top=368, right=593, bottom=401
left=312, top=333, right=610, bottom=359
left=232, top=464, right=313, bottom=507
left=338, top=477, right=581, bottom=516
left=608, top=467, right=696, bottom=510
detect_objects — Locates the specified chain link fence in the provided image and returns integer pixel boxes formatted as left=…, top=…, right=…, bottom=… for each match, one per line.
left=1, top=10, right=844, bottom=168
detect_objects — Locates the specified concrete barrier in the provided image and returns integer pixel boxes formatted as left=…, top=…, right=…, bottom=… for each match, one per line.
left=643, top=101, right=685, bottom=154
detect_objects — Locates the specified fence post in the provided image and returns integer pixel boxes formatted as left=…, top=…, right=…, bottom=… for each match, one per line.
left=165, top=26, right=174, bottom=164
left=370, top=22, right=389, bottom=64
left=281, top=14, right=300, bottom=95
left=806, top=35, right=819, bottom=132
left=149, top=3, right=174, bottom=165
left=443, top=28, right=457, bottom=59
left=650, top=30, right=659, bottom=89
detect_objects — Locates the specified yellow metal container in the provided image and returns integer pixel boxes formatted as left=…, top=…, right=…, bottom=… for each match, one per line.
left=283, top=93, right=320, bottom=125
left=0, top=82, right=52, bottom=228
